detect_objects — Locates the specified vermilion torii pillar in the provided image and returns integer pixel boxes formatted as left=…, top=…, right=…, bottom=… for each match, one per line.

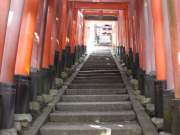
left=151, top=0, right=167, bottom=118
left=0, top=0, right=11, bottom=73
left=30, top=0, right=48, bottom=99
left=69, top=6, right=78, bottom=66
left=167, top=1, right=180, bottom=134
left=14, top=0, right=39, bottom=114
left=0, top=0, right=25, bottom=130
left=59, top=0, right=68, bottom=72
left=31, top=0, right=48, bottom=70
left=41, top=0, right=55, bottom=93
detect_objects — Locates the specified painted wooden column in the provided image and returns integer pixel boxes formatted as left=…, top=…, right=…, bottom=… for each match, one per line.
left=0, top=0, right=11, bottom=73
left=31, top=0, right=48, bottom=70
left=14, top=0, right=39, bottom=114
left=0, top=0, right=25, bottom=130
left=49, top=0, right=58, bottom=70
left=151, top=0, right=167, bottom=118
left=167, top=1, right=180, bottom=134
left=42, top=0, right=54, bottom=70
left=69, top=6, right=78, bottom=67
left=30, top=0, right=48, bottom=99
left=142, top=0, right=156, bottom=105
left=41, top=0, right=55, bottom=94
left=50, top=0, right=60, bottom=77
left=70, top=8, right=78, bottom=53
left=59, top=0, right=68, bottom=72
left=168, top=0, right=180, bottom=98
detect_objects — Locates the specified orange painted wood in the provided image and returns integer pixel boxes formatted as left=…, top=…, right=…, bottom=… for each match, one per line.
left=151, top=0, right=167, bottom=80
left=0, top=0, right=25, bottom=83
left=83, top=10, right=119, bottom=16
left=50, top=0, right=58, bottom=66
left=168, top=0, right=180, bottom=98
left=59, top=0, right=68, bottom=51
left=31, top=0, right=48, bottom=70
left=69, top=7, right=78, bottom=53
left=15, top=0, right=40, bottom=76
left=41, top=0, right=55, bottom=69
left=73, top=2, right=128, bottom=10
left=0, top=0, right=11, bottom=73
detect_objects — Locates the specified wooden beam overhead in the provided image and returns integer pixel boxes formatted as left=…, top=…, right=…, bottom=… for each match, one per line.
left=71, top=2, right=129, bottom=10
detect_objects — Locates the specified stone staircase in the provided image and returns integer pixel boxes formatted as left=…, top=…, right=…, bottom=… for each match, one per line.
left=40, top=49, right=142, bottom=135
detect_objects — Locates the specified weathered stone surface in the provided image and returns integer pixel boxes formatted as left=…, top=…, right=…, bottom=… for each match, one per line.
left=61, top=72, right=68, bottom=80
left=152, top=117, right=164, bottom=130
left=14, top=122, right=22, bottom=132
left=146, top=103, right=155, bottom=116
left=36, top=96, right=43, bottom=104
left=141, top=97, right=151, bottom=106
left=159, top=132, right=172, bottom=135
left=0, top=129, right=17, bottom=135
left=134, top=90, right=141, bottom=95
left=42, top=94, right=53, bottom=104
left=29, top=101, right=41, bottom=112
left=21, top=121, right=30, bottom=128
left=14, top=114, right=32, bottom=122
left=130, top=79, right=139, bottom=90
left=49, top=89, right=58, bottom=96
left=55, top=78, right=63, bottom=88
left=127, top=69, right=132, bottom=75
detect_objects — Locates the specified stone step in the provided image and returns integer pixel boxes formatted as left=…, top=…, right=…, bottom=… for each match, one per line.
left=50, top=111, right=136, bottom=123
left=62, top=95, right=129, bottom=102
left=72, top=79, right=123, bottom=84
left=81, top=67, right=117, bottom=70
left=78, top=70, right=120, bottom=73
left=76, top=73, right=121, bottom=77
left=41, top=122, right=142, bottom=135
left=81, top=66, right=117, bottom=69
left=75, top=76, right=122, bottom=80
left=68, top=83, right=125, bottom=89
left=66, top=88, right=127, bottom=95
left=56, top=102, right=132, bottom=112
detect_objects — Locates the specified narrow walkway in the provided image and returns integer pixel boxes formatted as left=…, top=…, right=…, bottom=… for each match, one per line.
left=40, top=48, right=142, bottom=135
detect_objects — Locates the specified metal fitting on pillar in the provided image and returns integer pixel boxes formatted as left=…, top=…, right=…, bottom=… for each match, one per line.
left=154, top=80, right=166, bottom=118
left=14, top=75, right=30, bottom=114
left=0, top=83, right=16, bottom=129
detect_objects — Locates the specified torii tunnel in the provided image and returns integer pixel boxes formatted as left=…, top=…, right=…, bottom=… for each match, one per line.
left=1, top=0, right=180, bottom=135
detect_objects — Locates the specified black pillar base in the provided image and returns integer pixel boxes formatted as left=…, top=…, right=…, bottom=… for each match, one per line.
left=40, top=68, right=51, bottom=94
left=132, top=53, right=140, bottom=79
left=54, top=51, right=60, bottom=76
left=144, top=74, right=156, bottom=103
left=163, top=90, right=174, bottom=133
left=61, top=49, right=66, bottom=72
left=120, top=46, right=123, bottom=60
left=30, top=71, right=43, bottom=100
left=154, top=80, right=166, bottom=118
left=65, top=46, right=71, bottom=68
left=138, top=69, right=145, bottom=95
left=172, top=99, right=180, bottom=135
left=49, top=65, right=55, bottom=88
left=0, top=83, right=15, bottom=129
left=15, top=75, right=30, bottom=114
left=70, top=53, right=75, bottom=67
